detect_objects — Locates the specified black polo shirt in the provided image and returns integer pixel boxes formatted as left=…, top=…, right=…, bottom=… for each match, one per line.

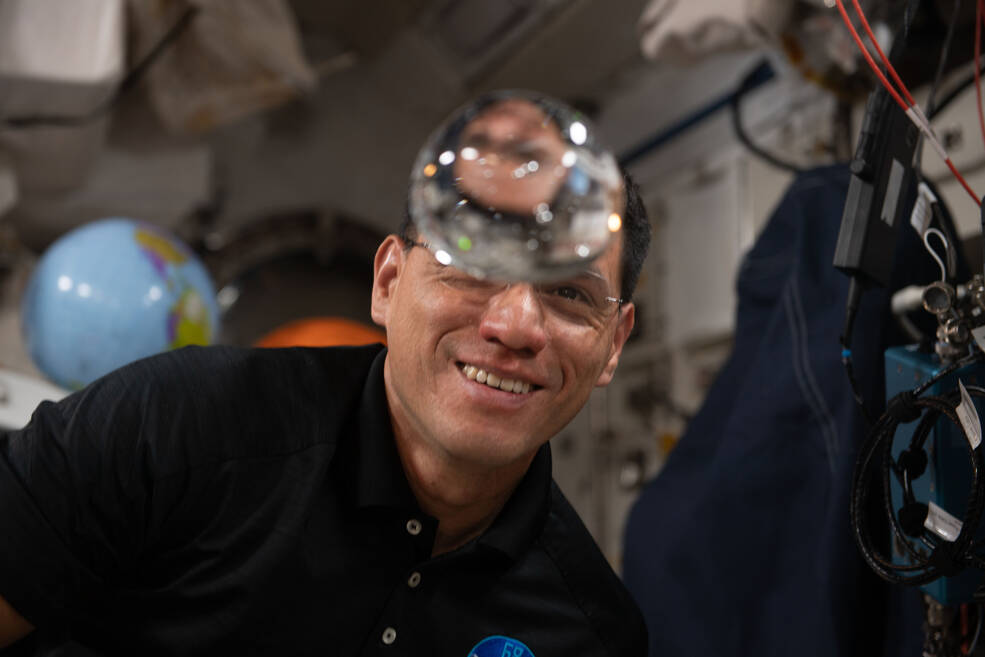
left=0, top=344, right=646, bottom=656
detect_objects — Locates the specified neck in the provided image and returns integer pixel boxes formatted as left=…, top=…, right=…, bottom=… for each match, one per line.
left=391, top=428, right=534, bottom=557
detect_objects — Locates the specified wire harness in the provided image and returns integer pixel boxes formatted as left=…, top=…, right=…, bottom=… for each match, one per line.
left=833, top=0, right=980, bottom=204
left=851, top=349, right=985, bottom=586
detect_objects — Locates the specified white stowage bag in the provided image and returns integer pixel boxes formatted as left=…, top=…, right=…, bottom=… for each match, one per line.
left=127, top=0, right=317, bottom=134
left=637, top=0, right=793, bottom=63
left=0, top=0, right=125, bottom=193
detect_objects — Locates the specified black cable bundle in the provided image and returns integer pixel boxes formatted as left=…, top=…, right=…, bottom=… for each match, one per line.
left=851, top=349, right=985, bottom=586
left=841, top=276, right=873, bottom=427
left=729, top=62, right=805, bottom=175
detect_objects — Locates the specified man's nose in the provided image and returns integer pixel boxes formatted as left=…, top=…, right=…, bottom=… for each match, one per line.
left=478, top=283, right=549, bottom=354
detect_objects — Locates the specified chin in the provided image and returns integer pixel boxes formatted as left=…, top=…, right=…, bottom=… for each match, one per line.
left=440, top=429, right=543, bottom=468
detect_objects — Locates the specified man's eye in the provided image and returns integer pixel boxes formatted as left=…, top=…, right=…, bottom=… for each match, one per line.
left=462, top=134, right=491, bottom=150
left=509, top=145, right=545, bottom=163
left=549, top=286, right=586, bottom=302
left=439, top=268, right=494, bottom=290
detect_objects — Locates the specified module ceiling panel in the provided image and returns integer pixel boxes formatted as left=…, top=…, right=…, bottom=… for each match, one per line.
left=288, top=0, right=436, bottom=57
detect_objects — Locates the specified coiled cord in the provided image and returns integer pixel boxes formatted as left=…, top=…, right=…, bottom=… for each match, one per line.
left=851, top=349, right=985, bottom=586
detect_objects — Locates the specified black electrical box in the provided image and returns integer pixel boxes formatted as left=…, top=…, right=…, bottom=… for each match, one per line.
left=833, top=86, right=920, bottom=288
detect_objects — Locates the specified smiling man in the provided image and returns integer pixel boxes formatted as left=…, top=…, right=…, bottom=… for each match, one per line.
left=377, top=226, right=636, bottom=557
left=0, top=173, right=650, bottom=656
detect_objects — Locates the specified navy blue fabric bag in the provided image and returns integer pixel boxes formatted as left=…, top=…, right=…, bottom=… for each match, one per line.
left=622, top=165, right=953, bottom=656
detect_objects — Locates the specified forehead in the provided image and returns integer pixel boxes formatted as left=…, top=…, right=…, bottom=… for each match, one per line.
left=587, top=232, right=623, bottom=290
left=462, top=99, right=561, bottom=141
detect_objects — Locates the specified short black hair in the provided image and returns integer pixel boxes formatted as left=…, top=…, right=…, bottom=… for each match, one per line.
left=399, top=169, right=651, bottom=301
left=616, top=170, right=650, bottom=301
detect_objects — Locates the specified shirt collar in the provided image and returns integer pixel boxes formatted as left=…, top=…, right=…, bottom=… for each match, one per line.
left=350, top=346, right=419, bottom=510
left=349, top=346, right=553, bottom=559
left=475, top=441, right=552, bottom=560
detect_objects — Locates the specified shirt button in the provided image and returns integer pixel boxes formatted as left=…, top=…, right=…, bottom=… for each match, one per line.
left=382, top=627, right=397, bottom=645
left=407, top=571, right=422, bottom=588
left=406, top=518, right=422, bottom=536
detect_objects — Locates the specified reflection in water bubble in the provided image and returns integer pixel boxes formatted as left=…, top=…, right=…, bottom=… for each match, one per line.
left=408, top=90, right=624, bottom=282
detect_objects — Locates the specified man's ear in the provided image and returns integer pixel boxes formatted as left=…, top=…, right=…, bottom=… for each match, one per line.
left=595, top=303, right=635, bottom=387
left=371, top=235, right=406, bottom=329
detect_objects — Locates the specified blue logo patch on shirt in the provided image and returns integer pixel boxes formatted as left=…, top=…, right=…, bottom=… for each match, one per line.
left=468, top=635, right=535, bottom=657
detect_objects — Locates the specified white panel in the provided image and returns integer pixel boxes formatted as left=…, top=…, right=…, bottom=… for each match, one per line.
left=932, top=170, right=985, bottom=239
left=0, top=0, right=124, bottom=113
left=662, top=156, right=744, bottom=346
left=0, top=368, right=68, bottom=431
left=917, top=69, right=985, bottom=238
left=9, top=144, right=212, bottom=248
left=0, top=0, right=124, bottom=192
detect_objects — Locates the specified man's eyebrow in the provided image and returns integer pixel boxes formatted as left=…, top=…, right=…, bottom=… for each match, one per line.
left=578, top=268, right=608, bottom=283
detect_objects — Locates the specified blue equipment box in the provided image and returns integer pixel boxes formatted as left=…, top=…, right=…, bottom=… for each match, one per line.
left=885, top=345, right=985, bottom=604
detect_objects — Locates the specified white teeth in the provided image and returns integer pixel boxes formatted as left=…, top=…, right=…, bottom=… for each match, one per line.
left=460, top=363, right=534, bottom=394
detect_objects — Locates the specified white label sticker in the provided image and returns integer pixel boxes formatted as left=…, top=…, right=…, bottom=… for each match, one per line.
left=910, top=198, right=931, bottom=236
left=973, top=325, right=985, bottom=353
left=881, top=159, right=905, bottom=226
left=957, top=380, right=983, bottom=450
left=924, top=501, right=962, bottom=542
left=910, top=204, right=930, bottom=235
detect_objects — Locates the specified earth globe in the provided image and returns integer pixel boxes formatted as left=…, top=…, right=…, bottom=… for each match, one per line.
left=21, top=218, right=221, bottom=390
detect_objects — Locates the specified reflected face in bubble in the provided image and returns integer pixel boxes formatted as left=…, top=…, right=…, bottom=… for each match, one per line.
left=453, top=98, right=569, bottom=216
left=410, top=90, right=623, bottom=282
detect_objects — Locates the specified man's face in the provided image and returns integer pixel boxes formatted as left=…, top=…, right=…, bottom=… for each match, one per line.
left=371, top=234, right=634, bottom=470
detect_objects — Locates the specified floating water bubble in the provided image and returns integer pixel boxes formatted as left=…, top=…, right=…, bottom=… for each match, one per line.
left=408, top=90, right=624, bottom=282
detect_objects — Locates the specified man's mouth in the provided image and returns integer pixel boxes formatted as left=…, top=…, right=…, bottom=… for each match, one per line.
left=459, top=362, right=536, bottom=394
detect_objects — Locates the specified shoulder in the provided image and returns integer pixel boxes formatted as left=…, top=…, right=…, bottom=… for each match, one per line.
left=92, top=342, right=384, bottom=395
left=45, top=343, right=385, bottom=469
left=537, top=482, right=648, bottom=657
left=74, top=342, right=383, bottom=409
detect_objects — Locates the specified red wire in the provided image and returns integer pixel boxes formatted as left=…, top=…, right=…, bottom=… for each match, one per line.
left=850, top=0, right=918, bottom=107
left=946, top=157, right=979, bottom=202
left=835, top=0, right=980, bottom=204
left=977, top=0, right=985, bottom=152
left=833, top=0, right=909, bottom=112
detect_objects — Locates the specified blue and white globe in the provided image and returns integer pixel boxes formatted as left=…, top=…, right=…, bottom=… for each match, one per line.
left=21, top=218, right=221, bottom=390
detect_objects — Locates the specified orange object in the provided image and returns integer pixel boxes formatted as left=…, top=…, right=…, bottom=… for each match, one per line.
left=255, top=317, right=386, bottom=348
